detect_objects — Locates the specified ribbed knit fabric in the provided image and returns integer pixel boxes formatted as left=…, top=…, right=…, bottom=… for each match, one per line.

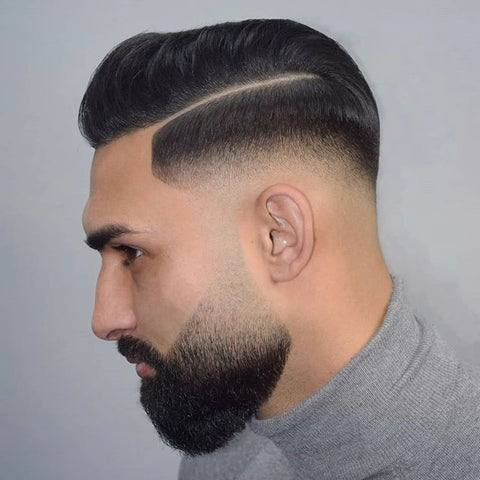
left=178, top=275, right=480, bottom=479
left=178, top=426, right=294, bottom=480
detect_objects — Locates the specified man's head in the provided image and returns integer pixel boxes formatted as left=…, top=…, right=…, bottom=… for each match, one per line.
left=80, top=19, right=384, bottom=456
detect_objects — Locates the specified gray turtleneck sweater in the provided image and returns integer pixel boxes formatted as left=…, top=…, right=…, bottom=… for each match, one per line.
left=178, top=275, right=480, bottom=479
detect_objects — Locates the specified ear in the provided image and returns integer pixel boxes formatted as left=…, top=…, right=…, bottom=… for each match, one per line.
left=258, top=184, right=315, bottom=283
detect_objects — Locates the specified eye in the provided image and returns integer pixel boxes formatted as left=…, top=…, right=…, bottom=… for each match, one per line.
left=112, top=245, right=144, bottom=266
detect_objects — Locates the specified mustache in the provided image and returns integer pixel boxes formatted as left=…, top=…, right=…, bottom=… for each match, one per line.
left=117, top=335, right=163, bottom=368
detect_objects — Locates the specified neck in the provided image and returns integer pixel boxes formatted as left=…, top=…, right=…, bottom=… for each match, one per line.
left=257, top=250, right=393, bottom=419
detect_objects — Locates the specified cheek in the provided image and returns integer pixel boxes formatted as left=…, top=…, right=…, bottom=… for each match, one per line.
left=133, top=235, right=217, bottom=351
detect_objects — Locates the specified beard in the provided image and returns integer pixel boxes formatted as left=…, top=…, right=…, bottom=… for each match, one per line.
left=117, top=258, right=291, bottom=456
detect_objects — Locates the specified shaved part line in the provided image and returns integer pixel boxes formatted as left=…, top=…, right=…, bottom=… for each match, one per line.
left=153, top=73, right=320, bottom=133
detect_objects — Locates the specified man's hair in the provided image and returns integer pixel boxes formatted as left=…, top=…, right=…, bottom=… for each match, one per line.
left=78, top=19, right=379, bottom=196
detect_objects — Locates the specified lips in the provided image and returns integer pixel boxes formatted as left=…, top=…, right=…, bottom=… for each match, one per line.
left=124, top=356, right=155, bottom=377
left=135, top=361, right=155, bottom=378
left=117, top=338, right=157, bottom=378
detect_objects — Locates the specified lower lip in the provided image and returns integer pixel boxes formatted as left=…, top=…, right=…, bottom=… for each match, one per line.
left=135, top=362, right=155, bottom=378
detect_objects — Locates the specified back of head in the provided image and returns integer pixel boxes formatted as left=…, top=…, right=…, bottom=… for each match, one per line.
left=78, top=19, right=379, bottom=200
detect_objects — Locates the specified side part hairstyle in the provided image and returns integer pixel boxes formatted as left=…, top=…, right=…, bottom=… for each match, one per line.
left=78, top=19, right=380, bottom=197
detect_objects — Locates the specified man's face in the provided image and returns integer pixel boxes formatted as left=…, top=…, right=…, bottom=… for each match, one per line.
left=82, top=126, right=291, bottom=455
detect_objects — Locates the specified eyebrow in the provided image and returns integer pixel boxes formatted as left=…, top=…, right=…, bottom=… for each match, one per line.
left=84, top=224, right=144, bottom=251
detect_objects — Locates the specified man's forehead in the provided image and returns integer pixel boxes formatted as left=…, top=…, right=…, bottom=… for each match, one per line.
left=88, top=127, right=165, bottom=203
left=83, top=136, right=205, bottom=235
left=92, top=128, right=155, bottom=173
left=83, top=127, right=157, bottom=231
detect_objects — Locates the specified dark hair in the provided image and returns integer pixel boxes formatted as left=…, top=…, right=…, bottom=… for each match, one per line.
left=78, top=19, right=380, bottom=194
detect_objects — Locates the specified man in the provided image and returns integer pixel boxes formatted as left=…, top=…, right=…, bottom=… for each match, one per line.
left=79, top=18, right=480, bottom=479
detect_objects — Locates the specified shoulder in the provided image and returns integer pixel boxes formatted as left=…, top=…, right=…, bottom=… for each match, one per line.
left=396, top=361, right=480, bottom=479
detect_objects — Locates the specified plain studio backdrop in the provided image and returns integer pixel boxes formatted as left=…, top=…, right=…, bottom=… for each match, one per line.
left=1, top=1, right=479, bottom=479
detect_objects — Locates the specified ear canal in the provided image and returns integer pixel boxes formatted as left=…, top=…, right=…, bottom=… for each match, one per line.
left=270, top=230, right=291, bottom=255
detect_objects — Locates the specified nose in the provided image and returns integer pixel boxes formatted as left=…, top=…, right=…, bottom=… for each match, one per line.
left=92, top=265, right=137, bottom=341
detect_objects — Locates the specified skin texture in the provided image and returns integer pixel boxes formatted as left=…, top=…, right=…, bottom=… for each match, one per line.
left=82, top=123, right=393, bottom=451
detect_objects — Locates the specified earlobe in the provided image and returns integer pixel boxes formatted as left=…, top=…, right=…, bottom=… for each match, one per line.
left=262, top=187, right=314, bottom=283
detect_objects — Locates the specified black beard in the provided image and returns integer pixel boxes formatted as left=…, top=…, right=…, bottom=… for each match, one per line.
left=117, top=322, right=291, bottom=456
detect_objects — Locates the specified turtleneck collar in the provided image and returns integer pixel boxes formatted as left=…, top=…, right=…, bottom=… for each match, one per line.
left=247, top=274, right=460, bottom=479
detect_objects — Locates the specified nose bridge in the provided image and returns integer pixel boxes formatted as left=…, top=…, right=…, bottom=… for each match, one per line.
left=92, top=262, right=136, bottom=340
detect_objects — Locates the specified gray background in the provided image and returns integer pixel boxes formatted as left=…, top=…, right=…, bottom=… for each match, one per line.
left=1, top=1, right=479, bottom=479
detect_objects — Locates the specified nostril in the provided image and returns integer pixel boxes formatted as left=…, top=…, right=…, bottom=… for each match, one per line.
left=106, top=329, right=124, bottom=341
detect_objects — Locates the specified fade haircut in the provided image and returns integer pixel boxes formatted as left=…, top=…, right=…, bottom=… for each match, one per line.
left=78, top=19, right=380, bottom=198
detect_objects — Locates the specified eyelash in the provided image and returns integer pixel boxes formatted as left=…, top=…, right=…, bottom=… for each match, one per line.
left=112, top=245, right=143, bottom=266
